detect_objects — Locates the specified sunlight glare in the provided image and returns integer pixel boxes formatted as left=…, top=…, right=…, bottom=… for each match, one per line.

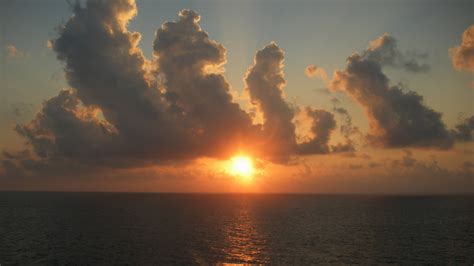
left=229, top=155, right=255, bottom=181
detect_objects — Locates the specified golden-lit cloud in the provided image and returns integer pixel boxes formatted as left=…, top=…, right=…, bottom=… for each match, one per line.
left=244, top=43, right=297, bottom=162
left=450, top=25, right=474, bottom=72
left=305, top=64, right=328, bottom=82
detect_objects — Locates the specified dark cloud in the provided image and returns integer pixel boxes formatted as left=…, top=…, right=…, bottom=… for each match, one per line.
left=331, top=34, right=454, bottom=149
left=452, top=115, right=474, bottom=142
left=297, top=108, right=336, bottom=154
left=244, top=43, right=341, bottom=159
left=153, top=9, right=259, bottom=159
left=244, top=43, right=297, bottom=162
left=348, top=164, right=363, bottom=170
left=15, top=89, right=119, bottom=160
left=459, top=149, right=474, bottom=155
left=2, top=150, right=30, bottom=160
left=46, top=1, right=147, bottom=152
left=12, top=1, right=263, bottom=170
left=49, top=0, right=201, bottom=161
left=364, top=33, right=429, bottom=73
left=368, top=162, right=382, bottom=168
left=3, top=0, right=345, bottom=178
left=387, top=151, right=454, bottom=175
left=450, top=25, right=474, bottom=73
left=402, top=153, right=417, bottom=168
left=331, top=143, right=355, bottom=153
left=330, top=106, right=359, bottom=153
left=6, top=1, right=463, bottom=184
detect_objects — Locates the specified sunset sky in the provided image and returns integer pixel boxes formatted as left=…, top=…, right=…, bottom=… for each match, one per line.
left=0, top=0, right=473, bottom=193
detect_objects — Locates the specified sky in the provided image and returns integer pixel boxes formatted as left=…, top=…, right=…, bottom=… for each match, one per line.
left=0, top=0, right=473, bottom=193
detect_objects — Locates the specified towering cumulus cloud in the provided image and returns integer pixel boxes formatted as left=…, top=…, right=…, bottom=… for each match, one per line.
left=245, top=44, right=338, bottom=159
left=244, top=43, right=297, bottom=162
left=331, top=34, right=453, bottom=149
left=13, top=0, right=261, bottom=170
left=152, top=9, right=258, bottom=159
left=450, top=25, right=474, bottom=72
left=17, top=0, right=173, bottom=163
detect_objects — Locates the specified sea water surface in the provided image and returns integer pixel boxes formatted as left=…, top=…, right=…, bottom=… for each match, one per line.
left=0, top=192, right=473, bottom=264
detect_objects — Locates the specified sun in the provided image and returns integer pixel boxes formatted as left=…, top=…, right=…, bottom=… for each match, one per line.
left=229, top=155, right=255, bottom=181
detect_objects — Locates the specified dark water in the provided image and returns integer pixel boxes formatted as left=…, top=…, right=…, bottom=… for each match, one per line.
left=0, top=193, right=473, bottom=265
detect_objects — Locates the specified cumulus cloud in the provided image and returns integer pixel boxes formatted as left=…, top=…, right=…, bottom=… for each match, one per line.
left=18, top=0, right=187, bottom=166
left=297, top=108, right=336, bottom=154
left=331, top=34, right=453, bottom=149
left=5, top=0, right=463, bottom=184
left=15, top=89, right=119, bottom=160
left=244, top=43, right=297, bottom=162
left=153, top=9, right=259, bottom=159
left=5, top=44, right=24, bottom=59
left=3, top=0, right=345, bottom=179
left=450, top=25, right=474, bottom=72
left=11, top=0, right=268, bottom=171
left=452, top=115, right=474, bottom=142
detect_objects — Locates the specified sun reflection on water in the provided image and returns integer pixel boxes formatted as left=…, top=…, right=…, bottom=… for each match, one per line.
left=218, top=200, right=268, bottom=264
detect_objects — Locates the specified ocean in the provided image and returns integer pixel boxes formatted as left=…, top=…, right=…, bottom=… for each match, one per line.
left=0, top=192, right=473, bottom=264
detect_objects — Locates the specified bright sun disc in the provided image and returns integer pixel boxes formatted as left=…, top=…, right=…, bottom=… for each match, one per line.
left=229, top=156, right=255, bottom=180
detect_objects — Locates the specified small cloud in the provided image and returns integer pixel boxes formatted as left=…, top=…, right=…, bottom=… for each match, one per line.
left=462, top=161, right=474, bottom=171
left=348, top=164, right=363, bottom=170
left=368, top=162, right=382, bottom=168
left=5, top=44, right=24, bottom=59
left=46, top=40, right=54, bottom=50
left=449, top=25, right=474, bottom=73
left=305, top=64, right=329, bottom=82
